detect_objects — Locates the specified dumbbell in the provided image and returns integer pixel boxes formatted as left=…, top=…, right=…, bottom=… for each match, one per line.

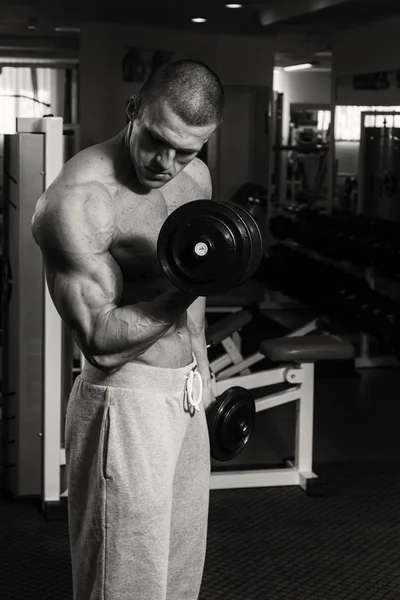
left=207, top=386, right=255, bottom=461
left=157, top=200, right=263, bottom=296
left=157, top=200, right=260, bottom=460
left=271, top=211, right=353, bottom=262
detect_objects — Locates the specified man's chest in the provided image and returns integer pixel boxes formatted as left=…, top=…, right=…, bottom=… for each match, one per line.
left=109, top=174, right=206, bottom=281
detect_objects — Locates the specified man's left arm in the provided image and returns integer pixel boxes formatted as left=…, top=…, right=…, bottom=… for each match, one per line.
left=186, top=158, right=214, bottom=408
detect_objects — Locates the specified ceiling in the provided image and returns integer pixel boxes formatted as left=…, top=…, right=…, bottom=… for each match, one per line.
left=0, top=0, right=399, bottom=67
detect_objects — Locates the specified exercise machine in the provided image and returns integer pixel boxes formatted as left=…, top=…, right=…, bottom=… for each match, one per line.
left=1, top=117, right=77, bottom=519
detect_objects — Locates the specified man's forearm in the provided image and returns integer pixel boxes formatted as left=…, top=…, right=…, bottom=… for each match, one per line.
left=190, top=330, right=212, bottom=390
left=86, top=287, right=197, bottom=371
left=186, top=296, right=212, bottom=389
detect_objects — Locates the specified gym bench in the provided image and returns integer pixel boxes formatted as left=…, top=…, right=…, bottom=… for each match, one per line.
left=206, top=311, right=354, bottom=494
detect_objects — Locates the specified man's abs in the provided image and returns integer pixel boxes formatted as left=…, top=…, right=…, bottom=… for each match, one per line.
left=119, top=277, right=193, bottom=369
left=132, top=320, right=193, bottom=369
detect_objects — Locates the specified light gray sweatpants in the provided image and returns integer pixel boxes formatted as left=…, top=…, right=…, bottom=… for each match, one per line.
left=65, top=357, right=211, bottom=600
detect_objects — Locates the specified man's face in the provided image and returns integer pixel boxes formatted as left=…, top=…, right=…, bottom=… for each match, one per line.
left=128, top=98, right=216, bottom=189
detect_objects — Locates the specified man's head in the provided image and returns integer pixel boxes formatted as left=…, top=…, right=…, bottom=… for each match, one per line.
left=126, top=59, right=224, bottom=188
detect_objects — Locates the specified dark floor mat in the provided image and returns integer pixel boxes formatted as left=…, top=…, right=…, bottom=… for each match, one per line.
left=201, top=461, right=400, bottom=599
left=2, top=462, right=400, bottom=599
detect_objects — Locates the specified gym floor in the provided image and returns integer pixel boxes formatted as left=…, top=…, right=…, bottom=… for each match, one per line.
left=1, top=310, right=400, bottom=599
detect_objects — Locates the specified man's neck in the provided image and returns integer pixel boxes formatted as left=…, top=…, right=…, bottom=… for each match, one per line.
left=110, top=125, right=136, bottom=184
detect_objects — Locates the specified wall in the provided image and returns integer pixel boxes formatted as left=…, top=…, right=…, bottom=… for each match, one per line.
left=335, top=141, right=359, bottom=177
left=220, top=87, right=253, bottom=203
left=218, top=85, right=271, bottom=204
left=80, top=23, right=275, bottom=147
left=335, top=74, right=400, bottom=107
left=79, top=25, right=110, bottom=147
left=332, top=17, right=400, bottom=78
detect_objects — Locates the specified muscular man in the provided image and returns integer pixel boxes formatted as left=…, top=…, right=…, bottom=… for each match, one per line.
left=32, top=60, right=224, bottom=600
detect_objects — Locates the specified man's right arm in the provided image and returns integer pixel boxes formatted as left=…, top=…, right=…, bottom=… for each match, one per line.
left=32, top=187, right=196, bottom=372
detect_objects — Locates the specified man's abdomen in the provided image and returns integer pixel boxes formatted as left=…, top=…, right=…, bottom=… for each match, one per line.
left=130, top=325, right=193, bottom=369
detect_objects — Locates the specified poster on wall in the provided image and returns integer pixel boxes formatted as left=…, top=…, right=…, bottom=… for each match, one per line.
left=353, top=71, right=391, bottom=90
left=122, top=47, right=174, bottom=82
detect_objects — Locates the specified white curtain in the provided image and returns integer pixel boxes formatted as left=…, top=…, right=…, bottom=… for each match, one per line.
left=0, top=67, right=56, bottom=134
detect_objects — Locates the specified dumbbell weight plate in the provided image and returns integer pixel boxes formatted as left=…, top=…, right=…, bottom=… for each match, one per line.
left=157, top=200, right=263, bottom=296
left=207, top=386, right=255, bottom=462
left=229, top=202, right=263, bottom=286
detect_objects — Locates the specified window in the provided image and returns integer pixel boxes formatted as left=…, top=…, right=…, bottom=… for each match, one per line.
left=0, top=67, right=58, bottom=134
left=335, top=105, right=400, bottom=141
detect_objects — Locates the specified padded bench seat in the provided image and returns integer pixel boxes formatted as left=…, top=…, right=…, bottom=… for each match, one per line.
left=260, top=335, right=354, bottom=363
left=206, top=309, right=253, bottom=347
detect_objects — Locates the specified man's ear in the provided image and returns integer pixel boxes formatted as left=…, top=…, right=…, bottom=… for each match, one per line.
left=126, top=96, right=141, bottom=122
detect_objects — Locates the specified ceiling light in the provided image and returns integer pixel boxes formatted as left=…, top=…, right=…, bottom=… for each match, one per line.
left=27, top=18, right=38, bottom=30
left=0, top=57, right=79, bottom=64
left=283, top=63, right=313, bottom=72
left=54, top=26, right=81, bottom=33
left=191, top=17, right=207, bottom=23
left=226, top=3, right=243, bottom=7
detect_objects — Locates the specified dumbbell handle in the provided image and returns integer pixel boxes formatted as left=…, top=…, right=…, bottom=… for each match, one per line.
left=194, top=242, right=209, bottom=257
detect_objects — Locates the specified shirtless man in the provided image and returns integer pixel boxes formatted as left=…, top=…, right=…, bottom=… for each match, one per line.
left=31, top=60, right=225, bottom=600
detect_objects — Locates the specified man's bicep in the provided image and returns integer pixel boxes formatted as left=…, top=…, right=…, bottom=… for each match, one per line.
left=35, top=195, right=122, bottom=349
left=46, top=249, right=123, bottom=350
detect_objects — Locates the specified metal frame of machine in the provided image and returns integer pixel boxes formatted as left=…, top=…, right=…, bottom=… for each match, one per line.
left=1, top=118, right=64, bottom=510
left=16, top=118, right=66, bottom=514
left=209, top=318, right=319, bottom=492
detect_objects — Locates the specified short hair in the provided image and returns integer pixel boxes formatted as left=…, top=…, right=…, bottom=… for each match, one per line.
left=139, top=59, right=224, bottom=127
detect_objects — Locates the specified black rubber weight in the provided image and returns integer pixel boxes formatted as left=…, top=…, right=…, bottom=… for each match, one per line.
left=207, top=386, right=255, bottom=462
left=157, top=200, right=263, bottom=296
left=220, top=202, right=263, bottom=285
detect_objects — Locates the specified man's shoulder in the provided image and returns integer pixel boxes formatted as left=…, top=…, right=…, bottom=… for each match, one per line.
left=186, top=157, right=211, bottom=180
left=183, top=157, right=212, bottom=198
left=44, top=141, right=114, bottom=210
left=33, top=181, right=115, bottom=253
left=34, top=143, right=115, bottom=240
left=58, top=142, right=112, bottom=188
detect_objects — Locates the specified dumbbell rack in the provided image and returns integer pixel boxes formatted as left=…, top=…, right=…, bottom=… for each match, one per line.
left=268, top=206, right=400, bottom=369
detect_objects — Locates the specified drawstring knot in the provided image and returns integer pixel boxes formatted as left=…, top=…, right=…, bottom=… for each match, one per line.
left=185, top=366, right=203, bottom=412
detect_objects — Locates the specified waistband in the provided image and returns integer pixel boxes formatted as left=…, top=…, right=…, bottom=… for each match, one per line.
left=80, top=355, right=198, bottom=395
